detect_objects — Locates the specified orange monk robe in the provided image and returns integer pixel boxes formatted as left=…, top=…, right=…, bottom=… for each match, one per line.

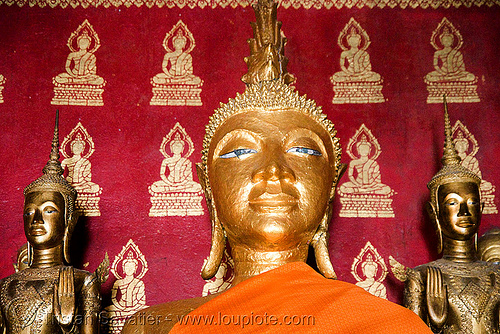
left=171, top=262, right=432, bottom=333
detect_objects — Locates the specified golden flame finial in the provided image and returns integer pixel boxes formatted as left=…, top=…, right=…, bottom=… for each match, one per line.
left=442, top=96, right=461, bottom=167
left=42, top=110, right=64, bottom=176
left=241, top=0, right=295, bottom=85
left=427, top=96, right=480, bottom=203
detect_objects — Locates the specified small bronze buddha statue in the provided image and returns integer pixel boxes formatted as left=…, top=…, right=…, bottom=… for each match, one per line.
left=0, top=112, right=101, bottom=333
left=123, top=1, right=432, bottom=333
left=404, top=101, right=500, bottom=333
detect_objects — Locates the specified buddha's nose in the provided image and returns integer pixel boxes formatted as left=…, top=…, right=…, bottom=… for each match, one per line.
left=33, top=209, right=43, bottom=224
left=252, top=160, right=296, bottom=186
left=458, top=201, right=471, bottom=217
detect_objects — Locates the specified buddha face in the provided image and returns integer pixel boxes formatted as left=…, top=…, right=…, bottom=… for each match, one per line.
left=170, top=140, right=184, bottom=155
left=71, top=140, right=85, bottom=156
left=78, top=37, right=91, bottom=51
left=440, top=34, right=454, bottom=48
left=24, top=191, right=66, bottom=249
left=347, top=35, right=361, bottom=49
left=454, top=139, right=468, bottom=154
left=437, top=182, right=480, bottom=240
left=208, top=109, right=337, bottom=252
left=123, top=260, right=138, bottom=276
left=357, top=142, right=371, bottom=157
left=173, top=37, right=187, bottom=51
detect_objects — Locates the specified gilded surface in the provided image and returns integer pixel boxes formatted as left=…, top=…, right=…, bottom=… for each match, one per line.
left=104, top=239, right=148, bottom=334
left=331, top=18, right=385, bottom=104
left=425, top=18, right=479, bottom=104
left=0, top=113, right=101, bottom=334
left=122, top=1, right=344, bottom=331
left=406, top=260, right=500, bottom=333
left=1, top=0, right=498, bottom=8
left=148, top=122, right=204, bottom=217
left=351, top=241, right=388, bottom=299
left=338, top=124, right=394, bottom=217
left=52, top=20, right=106, bottom=106
left=61, top=123, right=102, bottom=217
left=452, top=120, right=497, bottom=214
left=201, top=251, right=234, bottom=297
left=150, top=20, right=203, bottom=106
left=404, top=102, right=499, bottom=333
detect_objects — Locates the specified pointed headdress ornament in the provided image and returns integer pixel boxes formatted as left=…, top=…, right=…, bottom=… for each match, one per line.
left=427, top=97, right=480, bottom=204
left=24, top=110, right=77, bottom=225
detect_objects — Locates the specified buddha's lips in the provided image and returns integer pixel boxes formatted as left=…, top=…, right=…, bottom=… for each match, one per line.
left=456, top=220, right=475, bottom=228
left=249, top=193, right=298, bottom=207
left=30, top=225, right=47, bottom=236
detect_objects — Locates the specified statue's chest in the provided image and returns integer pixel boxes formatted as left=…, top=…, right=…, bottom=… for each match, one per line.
left=436, top=262, right=500, bottom=328
left=1, top=273, right=58, bottom=334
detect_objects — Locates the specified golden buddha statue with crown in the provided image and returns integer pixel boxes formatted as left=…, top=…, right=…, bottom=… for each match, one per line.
left=0, top=112, right=103, bottom=333
left=123, top=1, right=432, bottom=333
left=404, top=100, right=500, bottom=333
left=52, top=20, right=106, bottom=106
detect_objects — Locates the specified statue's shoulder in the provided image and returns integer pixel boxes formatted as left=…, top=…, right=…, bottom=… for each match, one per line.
left=122, top=294, right=218, bottom=334
left=72, top=267, right=99, bottom=292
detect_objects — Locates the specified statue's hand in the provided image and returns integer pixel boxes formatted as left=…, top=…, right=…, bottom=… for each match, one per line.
left=53, top=267, right=75, bottom=332
left=426, top=267, right=448, bottom=328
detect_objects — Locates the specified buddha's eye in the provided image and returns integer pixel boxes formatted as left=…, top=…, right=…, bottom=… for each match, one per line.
left=445, top=200, right=458, bottom=206
left=24, top=211, right=34, bottom=217
left=468, top=199, right=479, bottom=206
left=219, top=148, right=258, bottom=159
left=44, top=207, right=58, bottom=214
left=286, top=147, right=322, bottom=156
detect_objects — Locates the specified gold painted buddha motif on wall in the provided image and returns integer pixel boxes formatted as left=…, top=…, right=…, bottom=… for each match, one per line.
left=148, top=122, right=204, bottom=217
left=404, top=102, right=500, bottom=334
left=52, top=20, right=106, bottom=106
left=150, top=20, right=203, bottom=106
left=338, top=124, right=395, bottom=217
left=331, top=18, right=385, bottom=104
left=60, top=122, right=102, bottom=216
left=104, top=239, right=148, bottom=334
left=424, top=18, right=479, bottom=104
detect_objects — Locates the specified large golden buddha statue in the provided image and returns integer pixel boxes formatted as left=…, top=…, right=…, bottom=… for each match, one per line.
left=404, top=101, right=500, bottom=333
left=123, top=1, right=432, bottom=333
left=0, top=113, right=102, bottom=333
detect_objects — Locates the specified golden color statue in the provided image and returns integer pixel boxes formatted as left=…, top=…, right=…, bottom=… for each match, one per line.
left=0, top=112, right=102, bottom=333
left=123, top=1, right=432, bottom=333
left=404, top=100, right=500, bottom=333
left=478, top=228, right=500, bottom=264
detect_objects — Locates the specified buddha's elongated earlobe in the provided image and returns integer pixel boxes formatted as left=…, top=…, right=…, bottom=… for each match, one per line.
left=197, top=163, right=226, bottom=280
left=27, top=242, right=33, bottom=267
left=311, top=207, right=336, bottom=279
left=426, top=201, right=443, bottom=254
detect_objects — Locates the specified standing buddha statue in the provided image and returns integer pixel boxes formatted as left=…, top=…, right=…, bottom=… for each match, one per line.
left=404, top=100, right=500, bottom=333
left=0, top=112, right=101, bottom=333
left=123, top=1, right=432, bottom=333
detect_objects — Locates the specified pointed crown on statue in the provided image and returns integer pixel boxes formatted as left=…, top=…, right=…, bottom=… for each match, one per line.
left=24, top=111, right=77, bottom=225
left=427, top=97, right=480, bottom=204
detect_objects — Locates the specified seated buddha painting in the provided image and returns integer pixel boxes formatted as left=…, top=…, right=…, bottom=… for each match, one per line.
left=52, top=20, right=106, bottom=106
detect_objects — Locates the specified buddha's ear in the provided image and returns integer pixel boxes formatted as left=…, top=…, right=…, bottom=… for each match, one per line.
left=330, top=163, right=347, bottom=200
left=196, top=163, right=226, bottom=280
left=426, top=201, right=443, bottom=254
left=311, top=206, right=336, bottom=279
left=63, top=210, right=79, bottom=265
